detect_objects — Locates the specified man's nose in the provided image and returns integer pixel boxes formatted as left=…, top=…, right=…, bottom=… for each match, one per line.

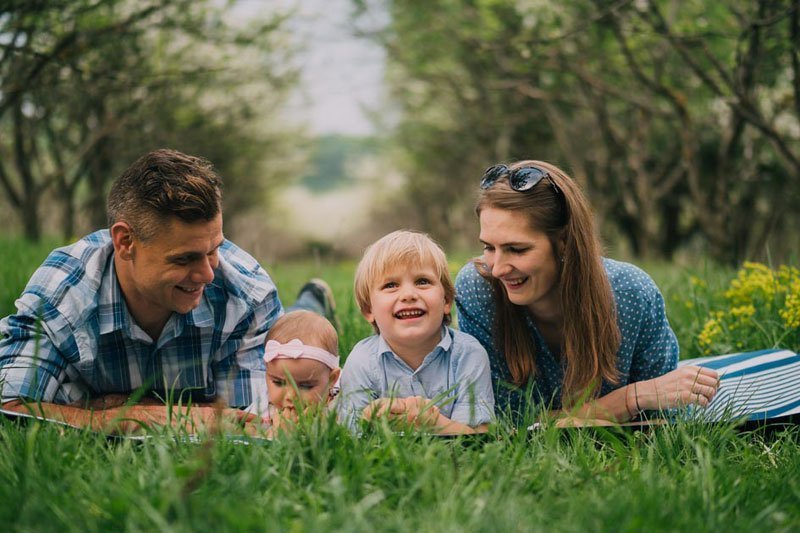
left=191, top=256, right=215, bottom=284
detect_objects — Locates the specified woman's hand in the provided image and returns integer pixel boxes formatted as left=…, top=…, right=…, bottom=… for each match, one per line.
left=635, top=365, right=720, bottom=411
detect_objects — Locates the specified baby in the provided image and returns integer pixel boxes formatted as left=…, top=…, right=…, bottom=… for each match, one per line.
left=338, top=230, right=494, bottom=434
left=264, top=310, right=341, bottom=431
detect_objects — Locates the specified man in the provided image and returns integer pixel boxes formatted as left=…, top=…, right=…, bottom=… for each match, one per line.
left=0, top=149, right=335, bottom=434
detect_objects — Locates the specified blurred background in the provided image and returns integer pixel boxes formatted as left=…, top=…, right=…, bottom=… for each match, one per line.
left=1, top=0, right=798, bottom=266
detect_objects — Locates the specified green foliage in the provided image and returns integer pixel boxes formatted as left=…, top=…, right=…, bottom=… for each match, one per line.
left=0, top=0, right=304, bottom=239
left=354, top=0, right=800, bottom=263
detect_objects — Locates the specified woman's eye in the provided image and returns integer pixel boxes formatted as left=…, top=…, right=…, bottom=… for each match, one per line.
left=509, top=247, right=528, bottom=254
left=482, top=245, right=494, bottom=252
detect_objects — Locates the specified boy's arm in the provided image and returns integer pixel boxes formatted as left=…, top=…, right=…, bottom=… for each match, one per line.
left=448, top=337, right=495, bottom=428
left=337, top=345, right=378, bottom=430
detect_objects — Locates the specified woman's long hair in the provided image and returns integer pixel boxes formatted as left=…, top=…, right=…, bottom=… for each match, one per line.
left=475, top=160, right=621, bottom=406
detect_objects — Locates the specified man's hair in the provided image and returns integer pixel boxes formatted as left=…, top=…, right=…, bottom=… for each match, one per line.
left=266, top=310, right=339, bottom=356
left=107, top=149, right=222, bottom=240
left=354, top=230, right=455, bottom=332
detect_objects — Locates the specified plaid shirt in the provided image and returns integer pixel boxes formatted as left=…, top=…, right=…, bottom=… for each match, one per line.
left=0, top=230, right=282, bottom=408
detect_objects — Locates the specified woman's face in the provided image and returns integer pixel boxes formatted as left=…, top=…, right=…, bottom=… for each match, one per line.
left=479, top=207, right=561, bottom=315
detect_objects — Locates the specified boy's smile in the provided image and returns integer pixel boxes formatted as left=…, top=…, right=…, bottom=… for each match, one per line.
left=364, top=263, right=451, bottom=367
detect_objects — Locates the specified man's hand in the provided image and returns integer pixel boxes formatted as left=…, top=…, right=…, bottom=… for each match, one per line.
left=2, top=399, right=267, bottom=436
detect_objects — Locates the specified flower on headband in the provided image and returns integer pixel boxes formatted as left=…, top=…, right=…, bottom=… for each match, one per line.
left=264, top=338, right=340, bottom=370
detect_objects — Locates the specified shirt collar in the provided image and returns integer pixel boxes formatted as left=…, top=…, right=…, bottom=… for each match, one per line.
left=378, top=326, right=452, bottom=370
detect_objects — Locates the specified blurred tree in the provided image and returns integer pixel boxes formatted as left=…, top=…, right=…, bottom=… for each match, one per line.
left=0, top=0, right=302, bottom=241
left=353, top=0, right=800, bottom=263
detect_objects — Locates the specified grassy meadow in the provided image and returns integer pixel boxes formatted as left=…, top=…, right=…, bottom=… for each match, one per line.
left=1, top=238, right=799, bottom=531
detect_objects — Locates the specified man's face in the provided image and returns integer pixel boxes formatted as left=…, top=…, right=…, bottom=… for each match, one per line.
left=114, top=213, right=224, bottom=327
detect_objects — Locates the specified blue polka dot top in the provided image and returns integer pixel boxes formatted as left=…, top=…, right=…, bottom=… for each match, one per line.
left=454, top=258, right=678, bottom=418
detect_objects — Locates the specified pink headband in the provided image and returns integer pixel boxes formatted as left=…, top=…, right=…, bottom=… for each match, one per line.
left=264, top=339, right=340, bottom=370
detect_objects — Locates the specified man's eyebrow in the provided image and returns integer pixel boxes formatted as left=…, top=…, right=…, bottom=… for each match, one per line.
left=165, top=240, right=224, bottom=261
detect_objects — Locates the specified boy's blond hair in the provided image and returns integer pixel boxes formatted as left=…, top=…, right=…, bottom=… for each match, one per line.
left=354, top=230, right=455, bottom=332
left=266, top=310, right=339, bottom=355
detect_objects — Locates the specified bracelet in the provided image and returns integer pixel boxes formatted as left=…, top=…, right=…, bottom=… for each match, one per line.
left=634, top=382, right=642, bottom=413
left=625, top=384, right=637, bottom=420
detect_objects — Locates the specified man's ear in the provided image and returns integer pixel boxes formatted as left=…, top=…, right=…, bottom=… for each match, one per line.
left=110, top=221, right=135, bottom=261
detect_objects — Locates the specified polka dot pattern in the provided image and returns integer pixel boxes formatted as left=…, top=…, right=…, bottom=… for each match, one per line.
left=454, top=258, right=679, bottom=417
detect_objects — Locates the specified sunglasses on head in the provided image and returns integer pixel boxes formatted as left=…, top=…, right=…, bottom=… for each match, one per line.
left=479, top=164, right=561, bottom=195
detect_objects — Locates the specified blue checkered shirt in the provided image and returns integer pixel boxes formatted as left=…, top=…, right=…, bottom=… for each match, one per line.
left=0, top=230, right=282, bottom=408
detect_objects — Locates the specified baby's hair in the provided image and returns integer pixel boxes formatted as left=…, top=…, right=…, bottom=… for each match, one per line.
left=354, top=230, right=455, bottom=332
left=266, top=310, right=339, bottom=355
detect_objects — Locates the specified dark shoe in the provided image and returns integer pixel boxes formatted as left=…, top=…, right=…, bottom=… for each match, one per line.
left=296, top=278, right=339, bottom=331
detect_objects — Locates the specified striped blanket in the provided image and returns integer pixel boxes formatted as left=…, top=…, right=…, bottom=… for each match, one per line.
left=679, top=349, right=800, bottom=422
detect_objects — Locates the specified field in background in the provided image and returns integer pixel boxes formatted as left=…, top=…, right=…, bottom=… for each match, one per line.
left=0, top=238, right=798, bottom=530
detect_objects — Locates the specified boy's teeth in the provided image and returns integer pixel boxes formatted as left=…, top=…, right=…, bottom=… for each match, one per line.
left=395, top=309, right=424, bottom=318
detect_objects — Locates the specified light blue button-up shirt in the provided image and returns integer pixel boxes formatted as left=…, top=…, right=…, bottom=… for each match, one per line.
left=338, top=326, right=494, bottom=428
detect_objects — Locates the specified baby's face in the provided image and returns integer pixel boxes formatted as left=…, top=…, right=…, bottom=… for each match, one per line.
left=267, top=358, right=336, bottom=413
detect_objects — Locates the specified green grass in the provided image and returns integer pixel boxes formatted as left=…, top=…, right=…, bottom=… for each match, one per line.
left=1, top=237, right=799, bottom=531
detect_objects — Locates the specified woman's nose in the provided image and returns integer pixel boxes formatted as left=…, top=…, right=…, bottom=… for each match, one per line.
left=491, top=254, right=511, bottom=278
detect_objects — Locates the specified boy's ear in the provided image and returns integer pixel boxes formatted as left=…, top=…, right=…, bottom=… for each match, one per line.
left=362, top=307, right=374, bottom=324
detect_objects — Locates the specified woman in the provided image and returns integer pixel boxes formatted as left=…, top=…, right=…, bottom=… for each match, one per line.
left=455, top=160, right=719, bottom=423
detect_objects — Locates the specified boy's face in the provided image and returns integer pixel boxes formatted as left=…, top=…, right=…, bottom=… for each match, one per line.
left=267, top=358, right=339, bottom=413
left=364, top=262, right=452, bottom=358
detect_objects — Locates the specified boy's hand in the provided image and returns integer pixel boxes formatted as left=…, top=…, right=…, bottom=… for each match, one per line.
left=362, top=396, right=441, bottom=428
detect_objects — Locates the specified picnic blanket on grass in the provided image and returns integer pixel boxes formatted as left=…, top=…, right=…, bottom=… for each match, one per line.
left=679, top=348, right=800, bottom=423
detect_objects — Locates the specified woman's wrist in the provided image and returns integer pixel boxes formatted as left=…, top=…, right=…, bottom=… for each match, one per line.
left=625, top=384, right=639, bottom=420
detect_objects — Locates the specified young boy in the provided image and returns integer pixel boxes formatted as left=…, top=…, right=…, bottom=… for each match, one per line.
left=339, top=230, right=494, bottom=434
left=264, top=310, right=341, bottom=432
